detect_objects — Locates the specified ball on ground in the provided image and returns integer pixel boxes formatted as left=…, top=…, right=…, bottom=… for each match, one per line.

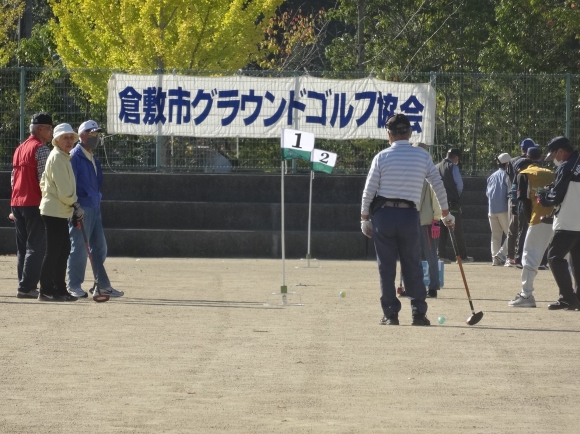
left=339, top=291, right=346, bottom=298
left=437, top=316, right=446, bottom=324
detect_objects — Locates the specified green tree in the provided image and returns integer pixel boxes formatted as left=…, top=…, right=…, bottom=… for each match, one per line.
left=480, top=0, right=580, bottom=73
left=0, top=0, right=24, bottom=66
left=49, top=0, right=284, bottom=102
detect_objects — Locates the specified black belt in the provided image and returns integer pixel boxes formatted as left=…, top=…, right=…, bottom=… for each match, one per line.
left=382, top=201, right=414, bottom=209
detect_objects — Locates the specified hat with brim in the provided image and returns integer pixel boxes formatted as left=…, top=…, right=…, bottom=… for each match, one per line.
left=497, top=152, right=511, bottom=164
left=31, top=112, right=54, bottom=127
left=52, top=123, right=79, bottom=146
left=78, top=119, right=103, bottom=135
left=545, top=136, right=570, bottom=160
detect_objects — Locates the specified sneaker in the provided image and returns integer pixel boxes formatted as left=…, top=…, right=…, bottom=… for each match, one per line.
left=90, top=287, right=124, bottom=297
left=504, top=259, right=517, bottom=268
left=458, top=256, right=474, bottom=263
left=17, top=289, right=40, bottom=299
left=508, top=293, right=536, bottom=308
left=516, top=263, right=523, bottom=269
left=38, top=293, right=62, bottom=302
left=60, top=293, right=78, bottom=302
left=412, top=314, right=431, bottom=326
left=379, top=314, right=399, bottom=325
left=547, top=300, right=580, bottom=311
left=538, top=265, right=549, bottom=271
left=67, top=287, right=87, bottom=298
left=492, top=258, right=503, bottom=266
left=493, top=254, right=507, bottom=265
left=426, top=289, right=438, bottom=298
left=439, top=257, right=451, bottom=265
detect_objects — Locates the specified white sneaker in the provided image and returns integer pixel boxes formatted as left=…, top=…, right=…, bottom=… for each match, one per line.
left=67, top=287, right=87, bottom=298
left=508, top=293, right=536, bottom=308
left=91, top=287, right=124, bottom=297
left=492, top=258, right=502, bottom=266
left=493, top=254, right=506, bottom=265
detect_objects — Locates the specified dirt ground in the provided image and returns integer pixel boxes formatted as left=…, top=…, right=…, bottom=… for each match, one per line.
left=1, top=256, right=579, bottom=433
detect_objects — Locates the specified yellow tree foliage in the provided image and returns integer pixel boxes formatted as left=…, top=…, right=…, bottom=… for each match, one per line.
left=0, top=0, right=25, bottom=66
left=49, top=0, right=283, bottom=102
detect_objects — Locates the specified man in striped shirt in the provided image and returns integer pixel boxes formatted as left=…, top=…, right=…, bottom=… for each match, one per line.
left=361, top=114, right=454, bottom=326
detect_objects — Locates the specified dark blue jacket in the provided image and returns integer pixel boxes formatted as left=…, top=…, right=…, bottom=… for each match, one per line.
left=70, top=143, right=103, bottom=210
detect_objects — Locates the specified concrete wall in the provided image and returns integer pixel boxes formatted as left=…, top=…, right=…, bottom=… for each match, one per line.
left=0, top=172, right=491, bottom=260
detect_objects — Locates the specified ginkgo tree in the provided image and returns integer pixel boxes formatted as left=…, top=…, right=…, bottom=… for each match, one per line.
left=0, top=0, right=24, bottom=66
left=49, top=0, right=283, bottom=102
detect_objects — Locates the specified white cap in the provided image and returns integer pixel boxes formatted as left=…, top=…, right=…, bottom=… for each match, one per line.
left=52, top=123, right=78, bottom=146
left=78, top=120, right=103, bottom=135
left=497, top=152, right=511, bottom=164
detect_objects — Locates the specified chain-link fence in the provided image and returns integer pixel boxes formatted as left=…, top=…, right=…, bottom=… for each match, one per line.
left=0, top=68, right=578, bottom=175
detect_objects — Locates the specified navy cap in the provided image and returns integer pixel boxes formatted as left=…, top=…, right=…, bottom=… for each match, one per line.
left=31, top=113, right=53, bottom=126
left=520, top=138, right=536, bottom=152
left=545, top=136, right=570, bottom=159
left=526, top=146, right=542, bottom=161
left=386, top=113, right=411, bottom=132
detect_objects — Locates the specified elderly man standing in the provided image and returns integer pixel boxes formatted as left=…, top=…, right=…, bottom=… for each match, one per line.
left=66, top=120, right=123, bottom=298
left=361, top=114, right=454, bottom=326
left=486, top=152, right=511, bottom=265
left=10, top=113, right=53, bottom=298
left=436, top=148, right=474, bottom=264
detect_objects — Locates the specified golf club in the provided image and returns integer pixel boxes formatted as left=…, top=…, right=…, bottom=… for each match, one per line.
left=79, top=220, right=109, bottom=303
left=448, top=225, right=483, bottom=325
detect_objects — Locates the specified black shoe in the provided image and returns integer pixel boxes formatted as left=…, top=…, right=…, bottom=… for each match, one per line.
left=412, top=314, right=431, bottom=326
left=547, top=300, right=579, bottom=311
left=379, top=314, right=399, bottom=325
left=38, top=293, right=63, bottom=302
left=60, top=294, right=78, bottom=302
left=427, top=289, right=438, bottom=298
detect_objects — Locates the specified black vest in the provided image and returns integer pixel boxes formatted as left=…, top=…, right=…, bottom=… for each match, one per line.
left=436, top=159, right=460, bottom=204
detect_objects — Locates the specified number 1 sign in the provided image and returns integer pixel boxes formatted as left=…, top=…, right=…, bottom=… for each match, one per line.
left=281, top=128, right=315, bottom=162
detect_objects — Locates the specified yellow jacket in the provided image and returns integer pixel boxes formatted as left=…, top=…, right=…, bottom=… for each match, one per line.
left=39, top=147, right=77, bottom=218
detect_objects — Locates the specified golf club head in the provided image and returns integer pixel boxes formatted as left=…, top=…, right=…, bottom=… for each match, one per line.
left=93, top=293, right=109, bottom=303
left=466, top=311, right=483, bottom=326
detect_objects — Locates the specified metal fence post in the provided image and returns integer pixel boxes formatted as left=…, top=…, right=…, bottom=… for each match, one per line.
left=19, top=66, right=26, bottom=142
left=566, top=73, right=571, bottom=138
left=156, top=68, right=164, bottom=170
left=429, top=71, right=436, bottom=151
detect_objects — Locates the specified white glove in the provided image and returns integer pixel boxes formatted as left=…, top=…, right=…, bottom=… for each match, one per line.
left=361, top=220, right=373, bottom=238
left=441, top=213, right=455, bottom=226
left=73, top=204, right=84, bottom=221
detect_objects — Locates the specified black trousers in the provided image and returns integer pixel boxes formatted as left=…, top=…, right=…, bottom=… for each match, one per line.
left=507, top=211, right=518, bottom=259
left=12, top=206, right=46, bottom=293
left=39, top=215, right=71, bottom=297
left=438, top=208, right=467, bottom=259
left=548, top=230, right=580, bottom=303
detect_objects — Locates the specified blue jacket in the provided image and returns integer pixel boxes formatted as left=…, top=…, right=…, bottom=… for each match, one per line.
left=70, top=143, right=103, bottom=210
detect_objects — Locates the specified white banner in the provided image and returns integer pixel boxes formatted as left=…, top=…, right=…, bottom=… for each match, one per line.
left=107, top=73, right=435, bottom=142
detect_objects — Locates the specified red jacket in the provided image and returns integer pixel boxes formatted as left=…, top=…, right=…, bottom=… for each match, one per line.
left=11, top=135, right=45, bottom=207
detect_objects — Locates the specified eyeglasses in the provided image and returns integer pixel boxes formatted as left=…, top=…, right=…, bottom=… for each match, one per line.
left=86, top=131, right=100, bottom=137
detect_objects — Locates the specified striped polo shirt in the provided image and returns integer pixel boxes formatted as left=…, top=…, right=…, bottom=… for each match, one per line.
left=361, top=140, right=449, bottom=215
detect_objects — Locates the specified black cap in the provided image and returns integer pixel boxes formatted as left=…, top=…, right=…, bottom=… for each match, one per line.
left=527, top=146, right=542, bottom=161
left=31, top=113, right=53, bottom=126
left=447, top=148, right=461, bottom=158
left=386, top=113, right=411, bottom=132
left=545, top=136, right=570, bottom=159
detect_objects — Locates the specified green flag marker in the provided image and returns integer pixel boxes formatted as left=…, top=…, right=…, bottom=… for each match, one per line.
left=281, top=128, right=315, bottom=162
left=310, top=148, right=337, bottom=174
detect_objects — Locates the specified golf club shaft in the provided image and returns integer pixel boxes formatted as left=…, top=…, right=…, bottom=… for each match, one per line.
left=79, top=221, right=98, bottom=286
left=448, top=226, right=476, bottom=313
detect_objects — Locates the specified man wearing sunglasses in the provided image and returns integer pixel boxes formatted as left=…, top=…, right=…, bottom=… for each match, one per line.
left=360, top=113, right=454, bottom=326
left=66, top=120, right=124, bottom=299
